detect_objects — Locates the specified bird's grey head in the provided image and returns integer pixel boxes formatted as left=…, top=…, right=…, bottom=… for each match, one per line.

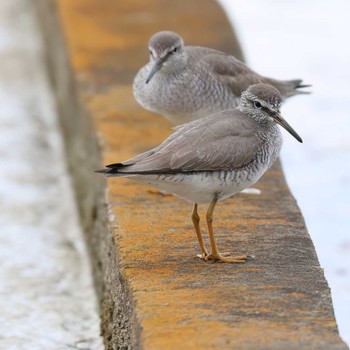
left=241, top=84, right=302, bottom=143
left=146, top=31, right=186, bottom=83
left=241, top=84, right=282, bottom=113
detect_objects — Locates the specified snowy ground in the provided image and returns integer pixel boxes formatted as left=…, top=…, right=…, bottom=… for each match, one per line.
left=0, top=1, right=103, bottom=349
left=219, top=0, right=350, bottom=346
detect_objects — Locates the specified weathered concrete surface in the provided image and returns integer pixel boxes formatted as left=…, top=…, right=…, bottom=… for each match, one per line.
left=0, top=0, right=103, bottom=349
left=36, top=0, right=347, bottom=349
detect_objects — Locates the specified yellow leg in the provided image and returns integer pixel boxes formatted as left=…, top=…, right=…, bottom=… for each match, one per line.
left=205, top=196, right=250, bottom=263
left=191, top=204, right=209, bottom=259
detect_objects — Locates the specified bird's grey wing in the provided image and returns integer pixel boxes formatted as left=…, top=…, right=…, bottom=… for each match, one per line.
left=118, top=110, right=262, bottom=173
left=192, top=47, right=264, bottom=97
left=192, top=47, right=310, bottom=98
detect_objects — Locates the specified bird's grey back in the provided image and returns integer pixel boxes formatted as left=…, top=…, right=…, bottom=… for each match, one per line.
left=187, top=46, right=307, bottom=99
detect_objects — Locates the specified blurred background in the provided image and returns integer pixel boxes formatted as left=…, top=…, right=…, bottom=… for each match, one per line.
left=0, top=1, right=103, bottom=348
left=219, top=0, right=350, bottom=345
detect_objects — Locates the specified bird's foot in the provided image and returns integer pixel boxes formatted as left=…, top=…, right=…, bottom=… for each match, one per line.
left=204, top=252, right=254, bottom=263
left=196, top=251, right=210, bottom=260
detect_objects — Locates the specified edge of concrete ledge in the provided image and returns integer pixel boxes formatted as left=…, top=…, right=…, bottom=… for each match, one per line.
left=33, top=0, right=348, bottom=349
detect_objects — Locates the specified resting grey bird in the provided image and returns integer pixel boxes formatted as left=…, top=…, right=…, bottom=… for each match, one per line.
left=97, top=84, right=302, bottom=263
left=133, top=31, right=310, bottom=125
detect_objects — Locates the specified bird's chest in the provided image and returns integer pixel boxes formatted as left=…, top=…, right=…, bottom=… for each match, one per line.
left=152, top=72, right=231, bottom=121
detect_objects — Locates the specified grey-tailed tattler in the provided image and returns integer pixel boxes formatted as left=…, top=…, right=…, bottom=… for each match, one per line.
left=96, top=84, right=302, bottom=263
left=133, top=31, right=310, bottom=125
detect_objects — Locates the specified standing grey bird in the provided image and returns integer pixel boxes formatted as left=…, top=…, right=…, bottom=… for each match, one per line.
left=133, top=31, right=310, bottom=125
left=97, top=84, right=302, bottom=263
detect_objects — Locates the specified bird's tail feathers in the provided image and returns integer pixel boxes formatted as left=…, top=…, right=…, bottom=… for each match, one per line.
left=286, top=79, right=312, bottom=95
left=94, top=163, right=126, bottom=177
left=266, top=77, right=312, bottom=97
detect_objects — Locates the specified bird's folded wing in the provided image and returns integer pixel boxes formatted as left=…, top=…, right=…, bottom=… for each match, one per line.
left=117, top=110, right=263, bottom=174
left=199, top=48, right=264, bottom=97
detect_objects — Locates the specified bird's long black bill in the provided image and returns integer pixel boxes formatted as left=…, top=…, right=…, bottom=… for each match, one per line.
left=145, top=58, right=163, bottom=84
left=273, top=113, right=303, bottom=143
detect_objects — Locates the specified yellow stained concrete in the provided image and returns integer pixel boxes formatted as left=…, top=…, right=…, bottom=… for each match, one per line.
left=57, top=0, right=345, bottom=349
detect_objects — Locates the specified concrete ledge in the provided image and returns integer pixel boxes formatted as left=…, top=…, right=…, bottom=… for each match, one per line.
left=35, top=0, right=347, bottom=349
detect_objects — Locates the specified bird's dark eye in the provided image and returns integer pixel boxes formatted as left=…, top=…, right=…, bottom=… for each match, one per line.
left=171, top=47, right=178, bottom=53
left=254, top=101, right=262, bottom=109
